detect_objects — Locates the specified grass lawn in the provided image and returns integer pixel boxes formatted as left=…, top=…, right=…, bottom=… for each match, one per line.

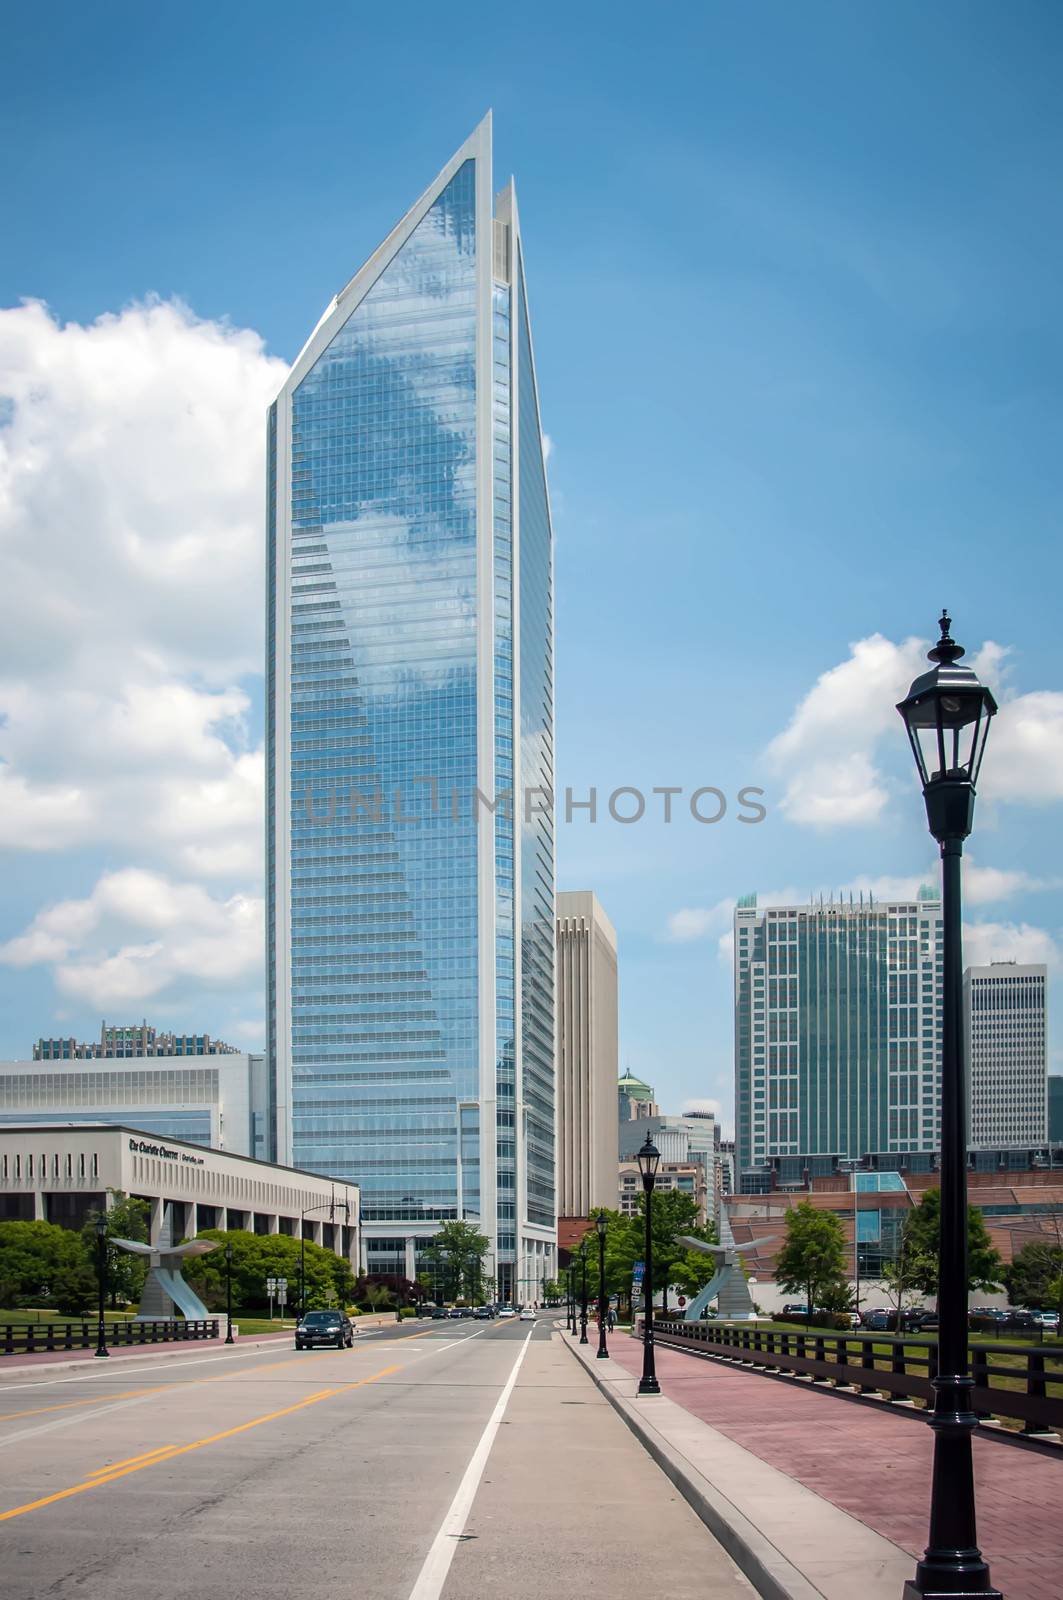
left=0, top=1307, right=297, bottom=1335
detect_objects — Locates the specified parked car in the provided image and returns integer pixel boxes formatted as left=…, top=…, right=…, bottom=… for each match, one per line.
left=781, top=1303, right=810, bottom=1317
left=295, top=1310, right=354, bottom=1350
left=1007, top=1309, right=1039, bottom=1331
left=847, top=1312, right=862, bottom=1328
left=1029, top=1311, right=1060, bottom=1330
left=431, top=1306, right=449, bottom=1320
left=473, top=1306, right=494, bottom=1320
left=861, top=1309, right=892, bottom=1331
left=447, top=1307, right=463, bottom=1319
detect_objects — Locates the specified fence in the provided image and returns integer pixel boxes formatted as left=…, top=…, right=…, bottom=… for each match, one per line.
left=1, top=1319, right=220, bottom=1356
left=645, top=1317, right=1063, bottom=1439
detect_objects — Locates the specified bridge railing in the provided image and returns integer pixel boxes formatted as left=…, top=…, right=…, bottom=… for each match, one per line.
left=644, top=1317, right=1063, bottom=1439
left=1, top=1319, right=220, bottom=1356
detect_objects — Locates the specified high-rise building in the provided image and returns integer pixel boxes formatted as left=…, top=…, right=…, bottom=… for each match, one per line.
left=618, top=1070, right=658, bottom=1122
left=33, top=1022, right=240, bottom=1061
left=555, top=891, right=618, bottom=1217
left=1050, top=1077, right=1063, bottom=1145
left=266, top=116, right=557, bottom=1301
left=965, top=963, right=1047, bottom=1148
left=734, top=891, right=944, bottom=1193
left=618, top=1111, right=720, bottom=1224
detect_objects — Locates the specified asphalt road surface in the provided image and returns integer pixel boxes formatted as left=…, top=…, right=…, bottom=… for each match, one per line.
left=0, top=1317, right=750, bottom=1600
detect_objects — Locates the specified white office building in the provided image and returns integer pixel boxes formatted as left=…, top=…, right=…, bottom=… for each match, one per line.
left=0, top=1123, right=360, bottom=1271
left=0, top=1053, right=268, bottom=1159
left=965, top=963, right=1048, bottom=1148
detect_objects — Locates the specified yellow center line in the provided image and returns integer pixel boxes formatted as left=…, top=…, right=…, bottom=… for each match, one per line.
left=86, top=1445, right=177, bottom=1476
left=0, top=1364, right=401, bottom=1522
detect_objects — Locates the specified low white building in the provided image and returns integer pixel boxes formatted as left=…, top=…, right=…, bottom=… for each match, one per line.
left=0, top=1053, right=268, bottom=1158
left=0, top=1123, right=360, bottom=1270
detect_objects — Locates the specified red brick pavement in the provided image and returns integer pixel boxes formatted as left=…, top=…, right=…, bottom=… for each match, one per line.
left=606, top=1335, right=1063, bottom=1600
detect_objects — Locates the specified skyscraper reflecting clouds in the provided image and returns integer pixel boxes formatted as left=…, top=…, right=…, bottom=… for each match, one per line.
left=267, top=116, right=556, bottom=1299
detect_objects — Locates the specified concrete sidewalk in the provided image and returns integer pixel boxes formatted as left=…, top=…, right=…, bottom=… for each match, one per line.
left=441, top=1328, right=752, bottom=1598
left=565, top=1326, right=1061, bottom=1600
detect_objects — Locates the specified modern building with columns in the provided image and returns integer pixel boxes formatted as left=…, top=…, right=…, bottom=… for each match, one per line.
left=0, top=1124, right=360, bottom=1271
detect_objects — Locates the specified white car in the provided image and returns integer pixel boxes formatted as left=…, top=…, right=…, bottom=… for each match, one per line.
left=519, top=1308, right=536, bottom=1321
left=497, top=1306, right=516, bottom=1318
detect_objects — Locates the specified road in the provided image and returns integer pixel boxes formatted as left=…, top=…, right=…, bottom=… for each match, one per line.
left=0, top=1318, right=750, bottom=1600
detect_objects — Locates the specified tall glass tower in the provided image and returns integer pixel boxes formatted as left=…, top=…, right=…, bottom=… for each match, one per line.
left=266, top=116, right=556, bottom=1302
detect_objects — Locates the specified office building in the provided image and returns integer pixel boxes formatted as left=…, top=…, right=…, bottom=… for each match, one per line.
left=0, top=1052, right=268, bottom=1158
left=555, top=891, right=618, bottom=1217
left=718, top=1138, right=735, bottom=1198
left=618, top=1070, right=658, bottom=1122
left=965, top=963, right=1048, bottom=1148
left=266, top=116, right=556, bottom=1302
left=0, top=1124, right=359, bottom=1271
left=618, top=1111, right=720, bottom=1224
left=1050, top=1077, right=1063, bottom=1144
left=34, top=1021, right=240, bottom=1062
left=734, top=891, right=944, bottom=1193
left=618, top=1157, right=708, bottom=1224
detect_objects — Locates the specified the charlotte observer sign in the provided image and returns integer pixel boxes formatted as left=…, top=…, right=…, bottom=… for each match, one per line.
left=128, top=1136, right=204, bottom=1167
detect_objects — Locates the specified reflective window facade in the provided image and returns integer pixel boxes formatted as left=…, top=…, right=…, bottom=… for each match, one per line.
left=268, top=123, right=555, bottom=1294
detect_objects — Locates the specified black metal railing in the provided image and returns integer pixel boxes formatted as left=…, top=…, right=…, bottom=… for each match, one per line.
left=644, top=1318, right=1063, bottom=1439
left=1, top=1319, right=220, bottom=1356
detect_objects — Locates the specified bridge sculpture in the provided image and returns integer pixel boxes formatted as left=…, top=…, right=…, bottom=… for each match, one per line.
left=677, top=1209, right=774, bottom=1322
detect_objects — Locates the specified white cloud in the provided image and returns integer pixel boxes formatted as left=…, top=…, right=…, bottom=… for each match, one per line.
left=0, top=298, right=285, bottom=881
left=962, top=920, right=1060, bottom=972
left=0, top=868, right=264, bottom=1008
left=766, top=634, right=925, bottom=827
left=981, top=691, right=1063, bottom=804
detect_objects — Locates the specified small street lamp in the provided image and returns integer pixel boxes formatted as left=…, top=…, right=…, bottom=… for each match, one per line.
left=224, top=1242, right=235, bottom=1344
left=566, top=1264, right=576, bottom=1333
left=596, top=1209, right=609, bottom=1360
left=94, top=1213, right=109, bottom=1359
left=578, top=1238, right=589, bottom=1345
left=897, top=611, right=1000, bottom=1600
left=636, top=1133, right=661, bottom=1396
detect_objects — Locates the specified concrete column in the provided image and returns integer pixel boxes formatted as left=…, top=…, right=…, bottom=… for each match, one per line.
left=33, top=1189, right=45, bottom=1221
left=269, top=1214, right=280, bottom=1235
left=404, top=1238, right=417, bottom=1281
left=187, top=1201, right=198, bottom=1240
left=313, top=1220, right=324, bottom=1246
left=149, top=1196, right=164, bottom=1246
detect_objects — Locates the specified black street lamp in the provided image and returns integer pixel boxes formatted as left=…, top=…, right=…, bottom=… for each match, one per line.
left=636, top=1133, right=661, bottom=1396
left=578, top=1238, right=589, bottom=1345
left=94, top=1213, right=109, bottom=1359
left=224, top=1242, right=235, bottom=1343
left=566, top=1264, right=575, bottom=1333
left=596, top=1209, right=609, bottom=1360
left=897, top=610, right=1001, bottom=1600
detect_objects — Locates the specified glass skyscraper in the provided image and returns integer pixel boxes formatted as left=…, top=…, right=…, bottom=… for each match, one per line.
left=266, top=116, right=556, bottom=1301
left=734, top=890, right=944, bottom=1193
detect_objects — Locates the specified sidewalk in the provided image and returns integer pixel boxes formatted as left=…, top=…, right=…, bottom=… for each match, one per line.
left=441, top=1329, right=751, bottom=1598
left=566, top=1327, right=1061, bottom=1600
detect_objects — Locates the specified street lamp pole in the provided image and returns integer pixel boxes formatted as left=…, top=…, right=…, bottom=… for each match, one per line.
left=224, top=1242, right=234, bottom=1343
left=566, top=1265, right=574, bottom=1332
left=94, top=1213, right=109, bottom=1359
left=596, top=1209, right=609, bottom=1360
left=897, top=611, right=1001, bottom=1600
left=636, top=1133, right=661, bottom=1395
left=578, top=1239, right=589, bottom=1345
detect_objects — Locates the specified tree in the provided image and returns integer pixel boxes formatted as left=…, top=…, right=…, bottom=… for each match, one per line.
left=580, top=1199, right=718, bottom=1314
left=53, top=1262, right=99, bottom=1317
left=0, top=1220, right=84, bottom=1307
left=82, top=1192, right=151, bottom=1308
left=418, top=1221, right=490, bottom=1303
left=901, top=1189, right=1004, bottom=1299
left=185, top=1230, right=354, bottom=1313
left=1006, top=1242, right=1063, bottom=1310
left=775, top=1201, right=850, bottom=1315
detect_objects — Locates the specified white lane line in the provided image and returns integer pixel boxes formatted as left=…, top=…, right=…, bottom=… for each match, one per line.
left=0, top=1392, right=173, bottom=1448
left=0, top=1343, right=301, bottom=1394
left=406, top=1328, right=533, bottom=1600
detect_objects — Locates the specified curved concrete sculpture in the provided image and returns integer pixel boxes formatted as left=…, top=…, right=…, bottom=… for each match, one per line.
left=677, top=1210, right=774, bottom=1322
left=111, top=1235, right=220, bottom=1321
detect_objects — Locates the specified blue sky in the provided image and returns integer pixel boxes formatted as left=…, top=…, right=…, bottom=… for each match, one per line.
left=1, top=2, right=1061, bottom=1126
